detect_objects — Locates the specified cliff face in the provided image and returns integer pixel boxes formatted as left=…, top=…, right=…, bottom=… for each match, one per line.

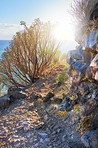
left=66, top=3, right=98, bottom=148
left=67, top=30, right=98, bottom=83
left=67, top=2, right=98, bottom=83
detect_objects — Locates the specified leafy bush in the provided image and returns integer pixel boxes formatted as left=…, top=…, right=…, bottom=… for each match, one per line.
left=0, top=19, right=60, bottom=88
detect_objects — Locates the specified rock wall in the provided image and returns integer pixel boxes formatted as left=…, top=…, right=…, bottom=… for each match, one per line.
left=66, top=3, right=98, bottom=147
left=67, top=3, right=98, bottom=83
left=67, top=29, right=98, bottom=83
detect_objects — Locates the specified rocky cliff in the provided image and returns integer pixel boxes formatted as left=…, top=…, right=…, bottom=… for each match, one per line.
left=66, top=2, right=98, bottom=148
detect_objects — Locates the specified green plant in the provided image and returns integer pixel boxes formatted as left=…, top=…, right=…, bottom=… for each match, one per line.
left=95, top=29, right=98, bottom=41
left=64, top=65, right=69, bottom=72
left=56, top=73, right=65, bottom=83
left=56, top=65, right=69, bottom=83
left=74, top=106, right=80, bottom=114
left=0, top=19, right=60, bottom=88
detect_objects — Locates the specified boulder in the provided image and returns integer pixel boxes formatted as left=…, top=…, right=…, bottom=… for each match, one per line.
left=0, top=94, right=12, bottom=109
left=8, top=87, right=26, bottom=99
left=67, top=45, right=92, bottom=83
left=65, top=97, right=71, bottom=102
left=53, top=98, right=62, bottom=104
left=84, top=30, right=98, bottom=52
left=30, top=93, right=39, bottom=100
left=43, top=92, right=54, bottom=102
left=72, top=100, right=77, bottom=105
left=90, top=54, right=98, bottom=81
left=58, top=102, right=70, bottom=111
left=67, top=45, right=83, bottom=64
left=47, top=105, right=57, bottom=113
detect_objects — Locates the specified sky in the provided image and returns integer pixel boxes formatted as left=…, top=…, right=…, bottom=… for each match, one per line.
left=0, top=0, right=78, bottom=51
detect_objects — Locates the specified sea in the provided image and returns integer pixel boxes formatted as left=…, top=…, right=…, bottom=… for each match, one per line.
left=0, top=40, right=11, bottom=93
left=0, top=40, right=11, bottom=57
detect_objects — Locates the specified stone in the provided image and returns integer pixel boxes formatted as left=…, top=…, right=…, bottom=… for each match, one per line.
left=30, top=93, right=39, bottom=100
left=8, top=87, right=26, bottom=99
left=38, top=132, right=48, bottom=138
left=66, top=104, right=74, bottom=111
left=40, top=138, right=44, bottom=143
left=8, top=87, right=22, bottom=92
left=53, top=98, right=62, bottom=104
left=81, top=129, right=98, bottom=148
left=90, top=54, right=98, bottom=81
left=79, top=85, right=89, bottom=96
left=58, top=102, right=70, bottom=111
left=28, top=105, right=34, bottom=111
left=95, top=71, right=98, bottom=80
left=47, top=105, right=57, bottom=113
left=80, top=97, right=87, bottom=104
left=43, top=92, right=54, bottom=102
left=72, top=100, right=77, bottom=105
left=85, top=66, right=92, bottom=79
left=84, top=30, right=98, bottom=51
left=34, top=143, right=38, bottom=147
left=0, top=94, right=12, bottom=109
left=68, top=57, right=91, bottom=83
left=71, top=61, right=88, bottom=72
left=67, top=45, right=84, bottom=64
left=67, top=30, right=98, bottom=83
left=65, top=97, right=71, bottom=102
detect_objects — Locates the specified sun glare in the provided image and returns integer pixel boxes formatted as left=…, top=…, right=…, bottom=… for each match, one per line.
left=53, top=22, right=75, bottom=42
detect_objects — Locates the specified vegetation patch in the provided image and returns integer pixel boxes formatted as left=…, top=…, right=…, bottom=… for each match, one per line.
left=54, top=110, right=67, bottom=118
left=77, top=114, right=94, bottom=135
left=0, top=19, right=60, bottom=89
left=56, top=66, right=69, bottom=83
left=74, top=106, right=80, bottom=114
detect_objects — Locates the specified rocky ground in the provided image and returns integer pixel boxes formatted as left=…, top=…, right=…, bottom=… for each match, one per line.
left=0, top=97, right=85, bottom=148
left=0, top=65, right=97, bottom=148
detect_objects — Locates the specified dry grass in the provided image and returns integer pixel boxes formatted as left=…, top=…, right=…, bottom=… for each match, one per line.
left=54, top=110, right=67, bottom=118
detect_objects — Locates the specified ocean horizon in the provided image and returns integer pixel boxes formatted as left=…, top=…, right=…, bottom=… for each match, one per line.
left=0, top=40, right=11, bottom=57
left=0, top=40, right=11, bottom=93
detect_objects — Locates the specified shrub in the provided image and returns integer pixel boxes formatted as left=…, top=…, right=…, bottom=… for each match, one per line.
left=56, top=66, right=69, bottom=83
left=64, top=65, right=69, bottom=72
left=56, top=73, right=65, bottom=83
left=0, top=19, right=60, bottom=88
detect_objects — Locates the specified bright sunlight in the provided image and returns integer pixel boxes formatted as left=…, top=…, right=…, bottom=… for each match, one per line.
left=52, top=12, right=75, bottom=42
left=53, top=22, right=75, bottom=42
